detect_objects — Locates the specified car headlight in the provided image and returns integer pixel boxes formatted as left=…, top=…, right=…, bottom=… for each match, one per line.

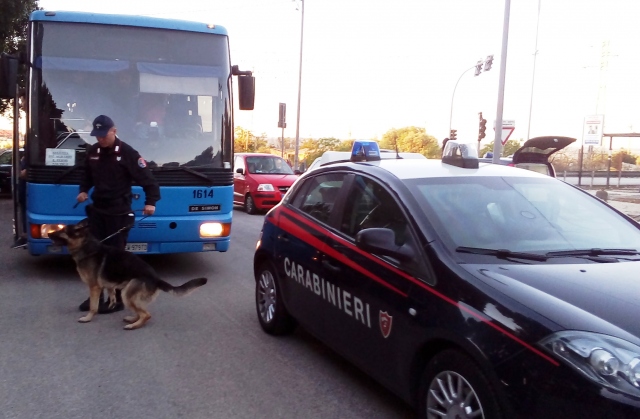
left=257, top=184, right=275, bottom=192
left=540, top=331, right=640, bottom=396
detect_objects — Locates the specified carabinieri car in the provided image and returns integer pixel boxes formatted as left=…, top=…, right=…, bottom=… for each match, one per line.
left=253, top=140, right=640, bottom=419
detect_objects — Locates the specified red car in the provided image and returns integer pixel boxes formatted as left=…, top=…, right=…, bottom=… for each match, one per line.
left=233, top=153, right=299, bottom=214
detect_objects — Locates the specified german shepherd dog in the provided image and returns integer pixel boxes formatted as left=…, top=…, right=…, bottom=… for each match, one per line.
left=49, top=219, right=207, bottom=330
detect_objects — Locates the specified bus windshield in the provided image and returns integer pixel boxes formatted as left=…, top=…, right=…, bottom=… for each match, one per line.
left=31, top=21, right=232, bottom=169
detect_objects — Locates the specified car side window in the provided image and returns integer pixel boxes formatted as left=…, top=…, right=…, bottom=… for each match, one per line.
left=340, top=175, right=430, bottom=278
left=340, top=176, right=407, bottom=244
left=291, top=173, right=345, bottom=224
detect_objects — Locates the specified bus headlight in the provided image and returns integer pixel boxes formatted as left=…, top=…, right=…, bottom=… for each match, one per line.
left=200, top=222, right=231, bottom=238
left=32, top=224, right=66, bottom=239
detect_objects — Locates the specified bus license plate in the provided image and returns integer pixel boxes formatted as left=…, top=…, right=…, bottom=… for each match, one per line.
left=125, top=243, right=148, bottom=252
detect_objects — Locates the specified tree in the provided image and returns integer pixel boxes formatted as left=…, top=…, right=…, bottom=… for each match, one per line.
left=275, top=136, right=297, bottom=152
left=379, top=126, right=440, bottom=158
left=301, top=137, right=347, bottom=165
left=479, top=139, right=522, bottom=159
left=1, top=0, right=39, bottom=114
left=234, top=126, right=267, bottom=152
left=611, top=149, right=638, bottom=171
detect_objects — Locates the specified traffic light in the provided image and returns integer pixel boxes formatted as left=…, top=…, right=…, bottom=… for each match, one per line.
left=450, top=129, right=457, bottom=141
left=474, top=60, right=483, bottom=77
left=478, top=114, right=487, bottom=141
left=484, top=55, right=494, bottom=72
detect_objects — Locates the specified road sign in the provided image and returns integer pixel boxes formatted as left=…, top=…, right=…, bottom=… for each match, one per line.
left=278, top=103, right=287, bottom=128
left=494, top=119, right=515, bottom=145
left=583, top=115, right=604, bottom=146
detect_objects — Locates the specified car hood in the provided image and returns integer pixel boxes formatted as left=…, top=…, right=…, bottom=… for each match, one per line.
left=462, top=262, right=640, bottom=344
left=249, top=173, right=298, bottom=186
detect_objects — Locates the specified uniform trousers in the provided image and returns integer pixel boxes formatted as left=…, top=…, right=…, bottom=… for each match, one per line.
left=86, top=206, right=134, bottom=250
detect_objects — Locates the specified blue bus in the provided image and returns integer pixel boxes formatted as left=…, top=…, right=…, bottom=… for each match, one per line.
left=0, top=10, right=255, bottom=255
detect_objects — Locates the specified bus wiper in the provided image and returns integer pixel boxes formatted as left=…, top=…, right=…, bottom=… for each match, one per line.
left=456, top=246, right=548, bottom=261
left=152, top=165, right=214, bottom=185
left=54, top=164, right=82, bottom=185
left=546, top=248, right=640, bottom=257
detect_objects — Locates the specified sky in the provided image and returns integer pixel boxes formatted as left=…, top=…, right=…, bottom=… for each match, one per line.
left=16, top=0, right=640, bottom=150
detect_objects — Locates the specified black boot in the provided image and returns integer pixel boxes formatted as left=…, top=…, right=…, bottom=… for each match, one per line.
left=99, top=289, right=124, bottom=314
left=79, top=292, right=105, bottom=311
left=78, top=291, right=124, bottom=313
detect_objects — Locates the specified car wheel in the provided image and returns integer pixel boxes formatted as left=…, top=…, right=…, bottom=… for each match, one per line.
left=255, top=262, right=296, bottom=335
left=245, top=194, right=257, bottom=215
left=418, top=350, right=503, bottom=419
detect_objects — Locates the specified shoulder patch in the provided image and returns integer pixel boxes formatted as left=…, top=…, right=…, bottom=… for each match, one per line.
left=138, top=158, right=147, bottom=168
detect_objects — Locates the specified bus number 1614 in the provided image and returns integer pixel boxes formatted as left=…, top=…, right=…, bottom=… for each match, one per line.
left=193, top=189, right=214, bottom=199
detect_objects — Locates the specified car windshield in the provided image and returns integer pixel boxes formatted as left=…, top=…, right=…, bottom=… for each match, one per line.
left=246, top=156, right=294, bottom=175
left=406, top=176, right=640, bottom=254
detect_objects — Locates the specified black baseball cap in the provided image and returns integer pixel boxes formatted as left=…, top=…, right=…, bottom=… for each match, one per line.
left=90, top=115, right=115, bottom=137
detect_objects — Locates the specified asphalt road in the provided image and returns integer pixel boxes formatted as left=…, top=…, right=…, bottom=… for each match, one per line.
left=0, top=198, right=414, bottom=419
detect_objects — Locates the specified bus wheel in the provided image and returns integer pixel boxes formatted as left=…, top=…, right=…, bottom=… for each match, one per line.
left=245, top=194, right=257, bottom=214
left=255, top=262, right=296, bottom=335
left=418, top=350, right=503, bottom=419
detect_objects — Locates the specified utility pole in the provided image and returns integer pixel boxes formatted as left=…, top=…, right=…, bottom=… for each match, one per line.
left=492, top=0, right=511, bottom=164
left=526, top=0, right=541, bottom=141
left=294, top=0, right=304, bottom=171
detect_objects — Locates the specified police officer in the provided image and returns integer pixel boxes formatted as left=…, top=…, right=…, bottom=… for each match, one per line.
left=76, top=115, right=160, bottom=313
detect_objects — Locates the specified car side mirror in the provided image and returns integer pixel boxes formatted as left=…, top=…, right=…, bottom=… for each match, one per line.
left=236, top=167, right=244, bottom=175
left=294, top=169, right=302, bottom=175
left=355, top=228, right=414, bottom=261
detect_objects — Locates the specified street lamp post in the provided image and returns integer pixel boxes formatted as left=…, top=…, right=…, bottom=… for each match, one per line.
left=293, top=0, right=305, bottom=171
left=449, top=65, right=476, bottom=135
left=449, top=56, right=493, bottom=140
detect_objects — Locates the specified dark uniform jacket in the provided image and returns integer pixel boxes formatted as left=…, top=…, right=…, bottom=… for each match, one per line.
left=80, top=137, right=160, bottom=213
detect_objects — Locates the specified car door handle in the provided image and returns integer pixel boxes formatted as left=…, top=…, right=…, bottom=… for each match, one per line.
left=322, top=259, right=341, bottom=273
left=278, top=233, right=290, bottom=242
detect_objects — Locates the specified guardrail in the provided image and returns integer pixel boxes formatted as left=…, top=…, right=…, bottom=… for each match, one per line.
left=561, top=170, right=640, bottom=178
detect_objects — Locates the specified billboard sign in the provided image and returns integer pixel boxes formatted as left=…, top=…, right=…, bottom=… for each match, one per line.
left=583, top=115, right=604, bottom=146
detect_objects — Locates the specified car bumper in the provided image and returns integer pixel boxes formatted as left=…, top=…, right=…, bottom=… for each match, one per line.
left=496, top=351, right=640, bottom=418
left=253, top=192, right=283, bottom=210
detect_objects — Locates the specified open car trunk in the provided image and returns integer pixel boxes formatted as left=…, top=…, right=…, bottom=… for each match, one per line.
left=512, top=136, right=576, bottom=177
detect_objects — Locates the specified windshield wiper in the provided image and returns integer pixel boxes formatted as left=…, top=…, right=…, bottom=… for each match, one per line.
left=152, top=166, right=214, bottom=185
left=456, top=246, right=548, bottom=261
left=546, top=248, right=640, bottom=257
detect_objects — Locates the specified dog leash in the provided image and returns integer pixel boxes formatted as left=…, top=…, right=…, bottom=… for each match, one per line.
left=98, top=212, right=151, bottom=244
left=74, top=202, right=152, bottom=244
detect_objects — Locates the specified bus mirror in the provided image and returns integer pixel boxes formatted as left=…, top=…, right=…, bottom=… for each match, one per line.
left=237, top=75, right=255, bottom=110
left=0, top=53, right=18, bottom=99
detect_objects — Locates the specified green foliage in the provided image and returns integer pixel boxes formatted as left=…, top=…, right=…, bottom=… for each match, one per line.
left=301, top=137, right=350, bottom=165
left=1, top=0, right=39, bottom=114
left=479, top=139, right=522, bottom=158
left=234, top=126, right=268, bottom=152
left=611, top=149, right=638, bottom=170
left=379, top=126, right=440, bottom=158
